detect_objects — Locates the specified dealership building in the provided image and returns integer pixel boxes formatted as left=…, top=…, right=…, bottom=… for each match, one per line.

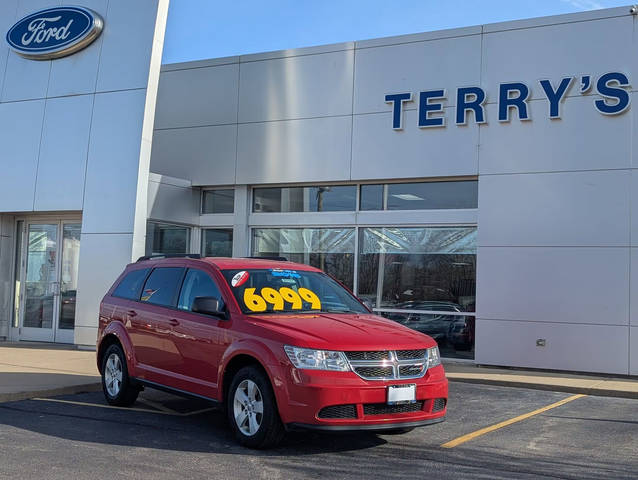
left=0, top=2, right=637, bottom=376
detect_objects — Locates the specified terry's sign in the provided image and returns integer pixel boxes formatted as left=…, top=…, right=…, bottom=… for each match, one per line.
left=6, top=6, right=103, bottom=60
left=385, top=72, right=631, bottom=130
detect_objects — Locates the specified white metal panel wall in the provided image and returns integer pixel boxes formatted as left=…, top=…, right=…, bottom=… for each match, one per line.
left=150, top=7, right=636, bottom=374
left=476, top=10, right=634, bottom=374
left=0, top=0, right=170, bottom=346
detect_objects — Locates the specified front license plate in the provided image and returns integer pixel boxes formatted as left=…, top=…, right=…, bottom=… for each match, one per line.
left=387, top=384, right=416, bottom=405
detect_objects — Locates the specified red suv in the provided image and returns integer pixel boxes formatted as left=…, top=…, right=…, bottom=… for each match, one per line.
left=97, top=255, right=448, bottom=448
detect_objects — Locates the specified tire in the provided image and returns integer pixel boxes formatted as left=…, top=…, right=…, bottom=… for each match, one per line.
left=101, top=343, right=139, bottom=407
left=227, top=366, right=285, bottom=449
left=377, top=427, right=415, bottom=435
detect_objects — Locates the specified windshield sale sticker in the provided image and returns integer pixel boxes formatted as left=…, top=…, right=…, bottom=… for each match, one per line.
left=231, top=271, right=250, bottom=287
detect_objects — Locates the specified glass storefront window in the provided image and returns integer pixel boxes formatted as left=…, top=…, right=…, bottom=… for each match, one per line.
left=360, top=184, right=384, bottom=210
left=253, top=186, right=356, bottom=213
left=145, top=222, right=191, bottom=255
left=357, top=226, right=477, bottom=359
left=252, top=228, right=355, bottom=290
left=387, top=181, right=478, bottom=210
left=202, top=228, right=233, bottom=257
left=59, top=224, right=81, bottom=330
left=202, top=189, right=234, bottom=214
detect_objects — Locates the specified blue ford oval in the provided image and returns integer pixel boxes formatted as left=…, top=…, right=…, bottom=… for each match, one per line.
left=6, top=6, right=103, bottom=60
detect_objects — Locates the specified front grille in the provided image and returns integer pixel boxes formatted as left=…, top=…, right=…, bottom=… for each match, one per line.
left=396, top=349, right=427, bottom=360
left=364, top=401, right=424, bottom=416
left=346, top=350, right=428, bottom=381
left=345, top=351, right=390, bottom=361
left=432, top=398, right=447, bottom=413
left=354, top=366, right=393, bottom=378
left=318, top=404, right=357, bottom=419
left=399, top=364, right=425, bottom=376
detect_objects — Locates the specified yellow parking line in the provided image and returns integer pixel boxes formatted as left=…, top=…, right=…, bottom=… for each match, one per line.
left=441, top=393, right=586, bottom=448
left=32, top=397, right=181, bottom=416
left=31, top=397, right=217, bottom=417
left=182, top=407, right=217, bottom=416
left=136, top=398, right=177, bottom=414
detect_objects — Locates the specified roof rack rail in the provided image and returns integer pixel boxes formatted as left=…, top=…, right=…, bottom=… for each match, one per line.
left=137, top=253, right=202, bottom=262
left=245, top=256, right=288, bottom=262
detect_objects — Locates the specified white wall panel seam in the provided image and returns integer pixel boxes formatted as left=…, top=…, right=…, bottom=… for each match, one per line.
left=480, top=167, right=633, bottom=176
left=0, top=1, right=18, bottom=103
left=355, top=33, right=481, bottom=50
left=0, top=87, right=145, bottom=105
left=476, top=317, right=629, bottom=327
left=239, top=47, right=354, bottom=64
left=349, top=47, right=356, bottom=181
left=482, top=12, right=628, bottom=35
left=30, top=98, right=49, bottom=211
left=80, top=0, right=108, bottom=211
left=162, top=61, right=239, bottom=72
left=30, top=45, right=55, bottom=209
left=234, top=59, right=240, bottom=184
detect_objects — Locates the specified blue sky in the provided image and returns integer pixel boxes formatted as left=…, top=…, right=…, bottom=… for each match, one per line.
left=162, top=0, right=630, bottom=63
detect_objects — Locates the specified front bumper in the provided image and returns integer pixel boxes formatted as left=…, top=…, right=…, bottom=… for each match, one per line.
left=276, top=365, right=448, bottom=428
left=287, top=416, right=446, bottom=432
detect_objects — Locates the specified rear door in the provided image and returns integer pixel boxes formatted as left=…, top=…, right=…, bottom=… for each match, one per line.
left=133, top=266, right=185, bottom=384
left=109, top=267, right=151, bottom=363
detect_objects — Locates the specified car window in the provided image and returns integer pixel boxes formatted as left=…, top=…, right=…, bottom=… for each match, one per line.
left=112, top=268, right=150, bottom=300
left=178, top=268, right=222, bottom=311
left=140, top=267, right=184, bottom=307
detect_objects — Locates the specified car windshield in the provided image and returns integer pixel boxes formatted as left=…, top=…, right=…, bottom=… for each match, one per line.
left=221, top=268, right=368, bottom=315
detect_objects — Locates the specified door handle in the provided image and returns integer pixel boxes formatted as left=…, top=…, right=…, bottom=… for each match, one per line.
left=127, top=310, right=138, bottom=317
left=169, top=319, right=180, bottom=326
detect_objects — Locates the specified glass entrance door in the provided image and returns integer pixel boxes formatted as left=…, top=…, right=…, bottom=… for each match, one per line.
left=16, top=221, right=81, bottom=343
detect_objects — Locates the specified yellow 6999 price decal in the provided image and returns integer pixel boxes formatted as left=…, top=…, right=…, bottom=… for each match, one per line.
left=243, top=287, right=321, bottom=312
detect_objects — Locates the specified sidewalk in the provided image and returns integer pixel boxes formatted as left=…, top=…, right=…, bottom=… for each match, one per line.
left=444, top=361, right=638, bottom=399
left=0, top=343, right=101, bottom=402
left=0, top=343, right=636, bottom=403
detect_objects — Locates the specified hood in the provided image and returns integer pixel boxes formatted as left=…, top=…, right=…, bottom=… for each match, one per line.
left=244, top=312, right=436, bottom=351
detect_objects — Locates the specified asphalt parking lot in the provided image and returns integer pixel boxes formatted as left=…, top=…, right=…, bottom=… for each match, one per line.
left=0, top=382, right=636, bottom=480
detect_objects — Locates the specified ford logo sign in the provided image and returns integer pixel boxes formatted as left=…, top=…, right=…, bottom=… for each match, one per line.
left=6, top=6, right=103, bottom=60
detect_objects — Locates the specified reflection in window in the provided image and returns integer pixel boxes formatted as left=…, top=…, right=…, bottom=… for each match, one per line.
left=357, top=227, right=476, bottom=359
left=253, top=186, right=356, bottom=213
left=387, top=181, right=478, bottom=210
left=359, top=181, right=478, bottom=211
left=360, top=184, right=384, bottom=211
left=145, top=222, right=191, bottom=255
left=178, top=269, right=222, bottom=311
left=252, top=228, right=355, bottom=290
left=202, top=228, right=233, bottom=257
left=202, top=189, right=234, bottom=214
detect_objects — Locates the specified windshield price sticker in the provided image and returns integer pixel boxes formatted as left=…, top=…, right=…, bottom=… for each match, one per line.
left=243, top=287, right=321, bottom=312
left=270, top=269, right=301, bottom=279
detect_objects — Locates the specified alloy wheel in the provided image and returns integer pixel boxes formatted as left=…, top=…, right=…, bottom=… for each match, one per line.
left=233, top=379, right=264, bottom=436
left=104, top=353, right=123, bottom=397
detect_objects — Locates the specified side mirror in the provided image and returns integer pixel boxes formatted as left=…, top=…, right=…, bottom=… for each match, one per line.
left=192, top=296, right=227, bottom=318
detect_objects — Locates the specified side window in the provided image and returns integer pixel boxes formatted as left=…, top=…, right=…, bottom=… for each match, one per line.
left=178, top=269, right=222, bottom=311
left=140, top=267, right=185, bottom=307
left=112, top=268, right=150, bottom=300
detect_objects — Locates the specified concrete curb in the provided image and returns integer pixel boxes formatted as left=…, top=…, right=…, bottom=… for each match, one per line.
left=0, top=382, right=102, bottom=404
left=447, top=376, right=638, bottom=400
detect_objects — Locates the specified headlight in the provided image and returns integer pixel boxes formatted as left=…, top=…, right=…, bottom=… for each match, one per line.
left=427, top=346, right=441, bottom=368
left=284, top=346, right=350, bottom=371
